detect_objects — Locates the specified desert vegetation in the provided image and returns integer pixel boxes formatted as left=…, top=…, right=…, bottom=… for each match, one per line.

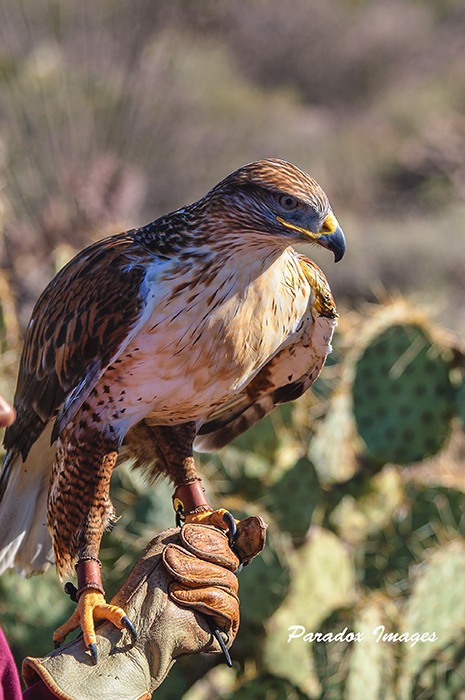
left=0, top=1, right=464, bottom=698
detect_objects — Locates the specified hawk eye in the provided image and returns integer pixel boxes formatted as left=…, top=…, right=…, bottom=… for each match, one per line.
left=278, top=194, right=299, bottom=211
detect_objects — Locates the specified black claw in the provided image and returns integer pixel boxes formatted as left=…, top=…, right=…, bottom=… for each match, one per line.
left=222, top=511, right=237, bottom=548
left=53, top=640, right=61, bottom=650
left=88, top=642, right=98, bottom=665
left=175, top=504, right=184, bottom=528
left=207, top=618, right=232, bottom=668
left=121, top=615, right=138, bottom=643
left=64, top=582, right=78, bottom=603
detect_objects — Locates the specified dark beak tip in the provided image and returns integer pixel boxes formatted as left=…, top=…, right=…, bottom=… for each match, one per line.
left=327, top=224, right=346, bottom=263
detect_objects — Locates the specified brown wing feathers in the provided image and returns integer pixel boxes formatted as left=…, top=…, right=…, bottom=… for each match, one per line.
left=4, top=232, right=148, bottom=460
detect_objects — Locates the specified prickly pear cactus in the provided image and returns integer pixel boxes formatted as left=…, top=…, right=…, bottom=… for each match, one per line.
left=236, top=527, right=290, bottom=624
left=398, top=540, right=465, bottom=700
left=229, top=673, right=310, bottom=700
left=267, top=457, right=321, bottom=539
left=457, top=376, right=465, bottom=430
left=314, top=596, right=397, bottom=700
left=352, top=323, right=455, bottom=465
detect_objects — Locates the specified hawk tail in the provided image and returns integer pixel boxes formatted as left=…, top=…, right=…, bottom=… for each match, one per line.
left=0, top=427, right=55, bottom=577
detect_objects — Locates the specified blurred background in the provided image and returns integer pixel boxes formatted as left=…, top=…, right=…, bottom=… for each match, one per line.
left=0, top=1, right=464, bottom=698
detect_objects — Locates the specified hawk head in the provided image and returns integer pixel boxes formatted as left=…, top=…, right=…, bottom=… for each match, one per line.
left=204, top=158, right=346, bottom=262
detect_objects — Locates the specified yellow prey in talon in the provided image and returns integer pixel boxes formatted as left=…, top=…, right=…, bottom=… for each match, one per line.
left=0, top=159, right=345, bottom=658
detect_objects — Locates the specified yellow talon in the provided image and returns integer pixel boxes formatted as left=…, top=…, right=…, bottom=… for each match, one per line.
left=53, top=588, right=132, bottom=653
left=184, top=508, right=239, bottom=531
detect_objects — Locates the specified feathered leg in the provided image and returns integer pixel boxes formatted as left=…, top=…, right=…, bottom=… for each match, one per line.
left=150, top=422, right=232, bottom=529
left=149, top=421, right=198, bottom=485
left=49, top=424, right=135, bottom=662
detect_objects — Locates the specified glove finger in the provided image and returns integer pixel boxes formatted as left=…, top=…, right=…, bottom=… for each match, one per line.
left=180, top=523, right=240, bottom=570
left=169, top=581, right=239, bottom=638
left=234, top=515, right=267, bottom=564
left=163, top=544, right=239, bottom=594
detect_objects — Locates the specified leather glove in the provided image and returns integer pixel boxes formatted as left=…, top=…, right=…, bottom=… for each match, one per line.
left=22, top=516, right=267, bottom=700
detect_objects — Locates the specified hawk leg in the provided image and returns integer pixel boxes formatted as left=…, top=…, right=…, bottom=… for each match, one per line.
left=49, top=424, right=136, bottom=662
left=150, top=422, right=234, bottom=530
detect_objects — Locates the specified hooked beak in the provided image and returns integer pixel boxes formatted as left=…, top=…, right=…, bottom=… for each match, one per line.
left=317, top=223, right=346, bottom=263
left=276, top=210, right=346, bottom=263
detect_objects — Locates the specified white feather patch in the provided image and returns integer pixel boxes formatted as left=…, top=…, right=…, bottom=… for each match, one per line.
left=0, top=425, right=55, bottom=576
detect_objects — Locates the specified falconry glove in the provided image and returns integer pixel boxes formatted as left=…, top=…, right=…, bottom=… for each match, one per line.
left=22, top=516, right=267, bottom=700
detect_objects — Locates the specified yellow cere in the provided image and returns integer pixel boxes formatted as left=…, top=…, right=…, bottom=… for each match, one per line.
left=320, top=212, right=338, bottom=235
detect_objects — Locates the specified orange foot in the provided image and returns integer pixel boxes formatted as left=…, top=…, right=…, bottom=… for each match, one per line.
left=172, top=482, right=239, bottom=540
left=185, top=509, right=239, bottom=539
left=53, top=588, right=137, bottom=664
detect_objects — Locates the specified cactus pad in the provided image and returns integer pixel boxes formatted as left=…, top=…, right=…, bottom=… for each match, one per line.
left=268, top=457, right=321, bottom=539
left=237, top=528, right=290, bottom=624
left=399, top=540, right=465, bottom=699
left=230, top=673, right=310, bottom=700
left=457, top=376, right=465, bottom=430
left=352, top=324, right=455, bottom=465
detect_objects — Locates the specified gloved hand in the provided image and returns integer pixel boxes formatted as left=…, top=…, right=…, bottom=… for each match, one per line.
left=22, top=516, right=267, bottom=700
